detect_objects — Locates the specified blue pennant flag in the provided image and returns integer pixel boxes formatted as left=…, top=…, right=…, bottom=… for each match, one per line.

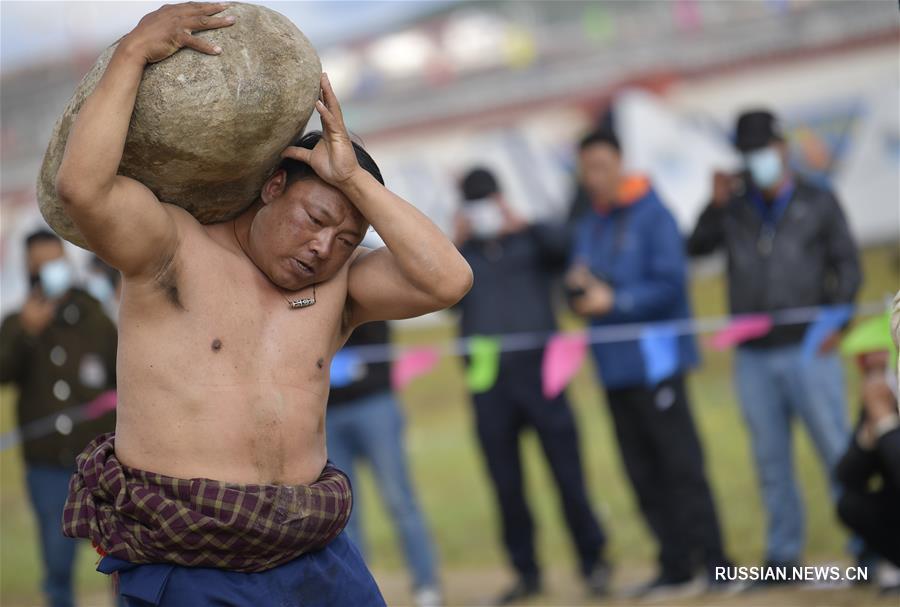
left=803, top=304, right=854, bottom=359
left=640, top=324, right=679, bottom=387
left=330, top=350, right=364, bottom=388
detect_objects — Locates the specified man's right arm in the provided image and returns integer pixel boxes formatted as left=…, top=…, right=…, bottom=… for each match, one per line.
left=56, top=44, right=177, bottom=278
left=55, top=3, right=233, bottom=278
left=686, top=203, right=727, bottom=257
left=0, top=315, right=30, bottom=384
left=686, top=171, right=734, bottom=257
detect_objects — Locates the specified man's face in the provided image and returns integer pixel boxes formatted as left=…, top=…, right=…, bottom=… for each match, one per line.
left=579, top=143, right=622, bottom=205
left=26, top=239, right=65, bottom=281
left=250, top=172, right=368, bottom=291
left=743, top=141, right=788, bottom=190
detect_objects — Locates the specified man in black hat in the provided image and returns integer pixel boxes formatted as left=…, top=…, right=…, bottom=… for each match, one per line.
left=688, top=110, right=861, bottom=577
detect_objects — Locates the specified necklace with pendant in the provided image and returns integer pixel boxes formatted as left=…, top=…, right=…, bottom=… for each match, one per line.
left=233, top=220, right=316, bottom=309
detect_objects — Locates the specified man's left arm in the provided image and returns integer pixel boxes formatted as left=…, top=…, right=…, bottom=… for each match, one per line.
left=344, top=186, right=473, bottom=327
left=823, top=191, right=862, bottom=305
left=531, top=222, right=573, bottom=267
left=607, top=210, right=686, bottom=323
left=284, top=74, right=472, bottom=328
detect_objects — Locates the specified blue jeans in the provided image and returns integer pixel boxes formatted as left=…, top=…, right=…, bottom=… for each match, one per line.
left=326, top=391, right=439, bottom=590
left=735, top=345, right=850, bottom=563
left=26, top=464, right=78, bottom=607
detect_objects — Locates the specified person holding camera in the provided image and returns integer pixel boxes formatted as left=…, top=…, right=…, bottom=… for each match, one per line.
left=0, top=229, right=118, bottom=607
left=567, top=130, right=732, bottom=600
left=454, top=167, right=611, bottom=604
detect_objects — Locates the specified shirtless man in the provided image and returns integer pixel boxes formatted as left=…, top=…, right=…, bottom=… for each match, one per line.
left=55, top=3, right=472, bottom=604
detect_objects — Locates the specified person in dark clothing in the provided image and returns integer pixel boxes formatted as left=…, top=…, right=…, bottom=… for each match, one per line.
left=326, top=320, right=443, bottom=607
left=567, top=130, right=733, bottom=600
left=0, top=229, right=117, bottom=607
left=688, top=110, right=862, bottom=572
left=836, top=350, right=900, bottom=573
left=454, top=167, right=610, bottom=604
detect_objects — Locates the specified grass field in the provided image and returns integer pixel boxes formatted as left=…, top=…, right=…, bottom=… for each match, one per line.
left=1, top=244, right=897, bottom=606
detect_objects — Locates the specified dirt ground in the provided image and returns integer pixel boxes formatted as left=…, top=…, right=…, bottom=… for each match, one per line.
left=371, top=566, right=899, bottom=607
left=376, top=570, right=900, bottom=607
left=2, top=564, right=897, bottom=607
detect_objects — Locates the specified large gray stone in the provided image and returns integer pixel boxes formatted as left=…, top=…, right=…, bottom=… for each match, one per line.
left=38, top=3, right=321, bottom=248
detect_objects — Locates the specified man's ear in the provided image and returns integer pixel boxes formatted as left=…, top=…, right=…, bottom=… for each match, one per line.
left=261, top=169, right=288, bottom=204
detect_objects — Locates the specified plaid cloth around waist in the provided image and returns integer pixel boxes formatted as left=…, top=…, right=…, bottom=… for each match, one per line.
left=63, top=433, right=352, bottom=572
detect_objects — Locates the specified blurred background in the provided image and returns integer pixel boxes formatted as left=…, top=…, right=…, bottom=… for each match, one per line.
left=1, top=1, right=898, bottom=606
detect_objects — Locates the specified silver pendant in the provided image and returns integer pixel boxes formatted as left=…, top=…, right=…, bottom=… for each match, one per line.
left=289, top=297, right=316, bottom=309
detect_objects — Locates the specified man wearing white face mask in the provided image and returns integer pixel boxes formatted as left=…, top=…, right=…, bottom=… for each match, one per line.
left=454, top=168, right=611, bottom=604
left=688, top=110, right=861, bottom=579
left=0, top=229, right=118, bottom=607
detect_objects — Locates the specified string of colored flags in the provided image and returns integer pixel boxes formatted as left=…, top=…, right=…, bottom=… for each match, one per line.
left=1, top=300, right=894, bottom=451
left=337, top=301, right=888, bottom=396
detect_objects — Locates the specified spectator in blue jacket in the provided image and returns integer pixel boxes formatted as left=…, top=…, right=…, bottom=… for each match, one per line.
left=567, top=130, right=733, bottom=600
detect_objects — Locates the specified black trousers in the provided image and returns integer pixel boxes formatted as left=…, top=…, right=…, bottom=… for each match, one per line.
left=605, top=374, right=728, bottom=579
left=838, top=489, right=900, bottom=568
left=472, top=351, right=606, bottom=580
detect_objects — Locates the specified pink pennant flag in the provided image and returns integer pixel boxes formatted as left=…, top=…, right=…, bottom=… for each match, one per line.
left=709, top=314, right=774, bottom=351
left=674, top=0, right=703, bottom=32
left=542, top=333, right=588, bottom=399
left=391, top=347, right=441, bottom=391
left=84, top=390, right=117, bottom=419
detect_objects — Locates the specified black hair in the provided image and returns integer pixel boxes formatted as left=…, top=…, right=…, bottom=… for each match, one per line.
left=578, top=129, right=621, bottom=154
left=460, top=167, right=500, bottom=201
left=25, top=229, right=61, bottom=250
left=277, top=131, right=384, bottom=187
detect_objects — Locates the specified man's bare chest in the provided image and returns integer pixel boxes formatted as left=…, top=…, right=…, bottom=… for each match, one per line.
left=121, top=249, right=349, bottom=380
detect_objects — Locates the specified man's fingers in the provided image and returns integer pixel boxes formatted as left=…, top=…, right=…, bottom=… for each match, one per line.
left=566, top=266, right=589, bottom=287
left=179, top=33, right=222, bottom=55
left=315, top=99, right=336, bottom=128
left=319, top=73, right=346, bottom=125
left=183, top=2, right=229, bottom=16
left=184, top=14, right=235, bottom=32
left=281, top=145, right=313, bottom=164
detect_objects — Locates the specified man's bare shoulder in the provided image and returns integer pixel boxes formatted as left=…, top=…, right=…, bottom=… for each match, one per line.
left=160, top=203, right=205, bottom=234
left=350, top=245, right=374, bottom=262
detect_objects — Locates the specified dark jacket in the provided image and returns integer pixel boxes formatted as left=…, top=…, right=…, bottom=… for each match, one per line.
left=687, top=177, right=861, bottom=348
left=328, top=321, right=391, bottom=406
left=835, top=418, right=900, bottom=501
left=0, top=289, right=117, bottom=467
left=573, top=185, right=699, bottom=390
left=457, top=223, right=570, bottom=337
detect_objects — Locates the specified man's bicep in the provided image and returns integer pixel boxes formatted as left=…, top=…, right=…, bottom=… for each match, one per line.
left=75, top=176, right=179, bottom=278
left=345, top=248, right=443, bottom=328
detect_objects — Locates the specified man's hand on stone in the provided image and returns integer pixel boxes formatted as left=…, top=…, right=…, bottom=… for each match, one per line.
left=281, top=73, right=362, bottom=190
left=122, top=2, right=235, bottom=65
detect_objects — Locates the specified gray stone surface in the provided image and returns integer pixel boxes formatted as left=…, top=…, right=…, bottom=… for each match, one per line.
left=38, top=3, right=321, bottom=248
